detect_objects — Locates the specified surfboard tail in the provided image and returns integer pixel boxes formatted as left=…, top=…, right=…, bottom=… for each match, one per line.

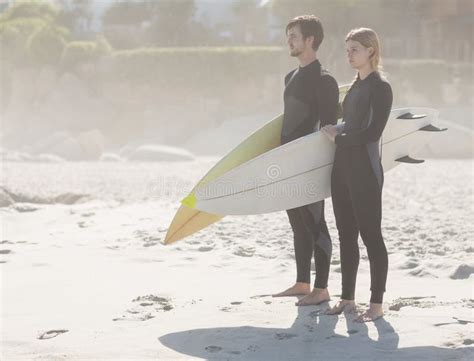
left=164, top=205, right=223, bottom=245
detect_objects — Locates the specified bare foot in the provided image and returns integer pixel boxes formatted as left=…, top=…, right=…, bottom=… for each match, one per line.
left=295, top=288, right=330, bottom=306
left=272, top=282, right=311, bottom=297
left=325, top=299, right=356, bottom=315
left=354, top=303, right=384, bottom=323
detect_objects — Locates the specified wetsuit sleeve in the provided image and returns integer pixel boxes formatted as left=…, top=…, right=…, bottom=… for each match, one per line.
left=317, top=75, right=339, bottom=128
left=335, top=81, right=392, bottom=146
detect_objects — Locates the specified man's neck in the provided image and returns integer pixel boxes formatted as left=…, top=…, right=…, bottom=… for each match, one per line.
left=298, top=51, right=318, bottom=68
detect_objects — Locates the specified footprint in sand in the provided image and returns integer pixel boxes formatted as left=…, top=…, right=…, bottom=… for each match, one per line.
left=77, top=221, right=91, bottom=228
left=81, top=212, right=95, bottom=218
left=143, top=242, right=158, bottom=247
left=408, top=267, right=435, bottom=277
left=14, top=204, right=40, bottom=213
left=134, top=230, right=149, bottom=238
left=142, top=236, right=160, bottom=247
left=113, top=295, right=173, bottom=322
left=309, top=310, right=323, bottom=319
left=397, top=259, right=419, bottom=270
left=37, top=329, right=69, bottom=340
left=450, top=264, right=474, bottom=280
left=404, top=227, right=417, bottom=234
left=0, top=249, right=12, bottom=264
left=219, top=301, right=245, bottom=312
left=233, top=246, right=255, bottom=257
left=205, top=345, right=222, bottom=353
left=444, top=338, right=474, bottom=348
left=434, top=317, right=474, bottom=327
left=389, top=296, right=439, bottom=311
left=275, top=333, right=298, bottom=340
left=250, top=294, right=272, bottom=299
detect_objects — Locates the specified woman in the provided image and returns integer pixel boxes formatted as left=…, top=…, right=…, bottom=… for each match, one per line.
left=321, top=28, right=393, bottom=322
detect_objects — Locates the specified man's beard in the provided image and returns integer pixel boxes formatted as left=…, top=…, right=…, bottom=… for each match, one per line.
left=290, top=48, right=302, bottom=57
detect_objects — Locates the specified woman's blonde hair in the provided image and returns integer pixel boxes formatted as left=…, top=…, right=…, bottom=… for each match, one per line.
left=346, top=27, right=384, bottom=74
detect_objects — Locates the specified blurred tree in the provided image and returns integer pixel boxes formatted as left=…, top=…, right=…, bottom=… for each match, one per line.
left=1, top=0, right=59, bottom=22
left=102, top=0, right=153, bottom=26
left=146, top=0, right=196, bottom=46
left=27, top=24, right=69, bottom=66
left=269, top=0, right=358, bottom=33
left=231, top=0, right=269, bottom=45
left=56, top=0, right=95, bottom=39
left=0, top=0, right=66, bottom=66
left=101, top=0, right=155, bottom=49
left=61, top=35, right=111, bottom=70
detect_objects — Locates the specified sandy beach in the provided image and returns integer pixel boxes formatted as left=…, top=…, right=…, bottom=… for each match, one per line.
left=1, top=0, right=473, bottom=359
left=1, top=158, right=473, bottom=360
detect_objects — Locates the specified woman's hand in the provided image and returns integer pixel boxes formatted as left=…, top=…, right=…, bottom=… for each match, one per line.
left=321, top=125, right=339, bottom=143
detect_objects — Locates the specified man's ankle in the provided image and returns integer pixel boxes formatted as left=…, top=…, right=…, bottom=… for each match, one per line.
left=312, top=287, right=328, bottom=292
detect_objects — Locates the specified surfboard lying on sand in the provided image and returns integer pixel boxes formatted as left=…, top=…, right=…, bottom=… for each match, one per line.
left=182, top=107, right=446, bottom=216
left=163, top=85, right=350, bottom=244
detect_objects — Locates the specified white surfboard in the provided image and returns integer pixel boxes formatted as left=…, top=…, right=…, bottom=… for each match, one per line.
left=164, top=85, right=351, bottom=244
left=183, top=107, right=445, bottom=215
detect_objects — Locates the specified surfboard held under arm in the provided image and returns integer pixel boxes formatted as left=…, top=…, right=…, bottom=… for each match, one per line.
left=183, top=107, right=445, bottom=216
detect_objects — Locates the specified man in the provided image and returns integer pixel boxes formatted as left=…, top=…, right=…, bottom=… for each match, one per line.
left=272, top=15, right=339, bottom=306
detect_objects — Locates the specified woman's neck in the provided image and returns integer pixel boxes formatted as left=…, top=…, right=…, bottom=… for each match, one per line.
left=358, top=64, right=375, bottom=80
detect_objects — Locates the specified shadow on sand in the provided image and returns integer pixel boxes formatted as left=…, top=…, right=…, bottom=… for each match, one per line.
left=159, top=300, right=472, bottom=360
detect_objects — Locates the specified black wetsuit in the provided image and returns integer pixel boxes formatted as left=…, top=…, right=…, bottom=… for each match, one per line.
left=282, top=59, right=339, bottom=288
left=332, top=71, right=393, bottom=303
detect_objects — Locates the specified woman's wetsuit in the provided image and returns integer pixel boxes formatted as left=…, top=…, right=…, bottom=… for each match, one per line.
left=331, top=71, right=392, bottom=303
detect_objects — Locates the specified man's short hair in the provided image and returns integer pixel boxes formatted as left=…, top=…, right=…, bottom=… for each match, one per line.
left=286, top=15, right=324, bottom=51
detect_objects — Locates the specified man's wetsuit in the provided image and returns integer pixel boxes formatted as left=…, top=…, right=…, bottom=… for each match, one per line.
left=282, top=59, right=339, bottom=289
left=331, top=71, right=393, bottom=303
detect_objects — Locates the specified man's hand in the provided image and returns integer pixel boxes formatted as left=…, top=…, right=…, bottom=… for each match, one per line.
left=321, top=125, right=339, bottom=143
